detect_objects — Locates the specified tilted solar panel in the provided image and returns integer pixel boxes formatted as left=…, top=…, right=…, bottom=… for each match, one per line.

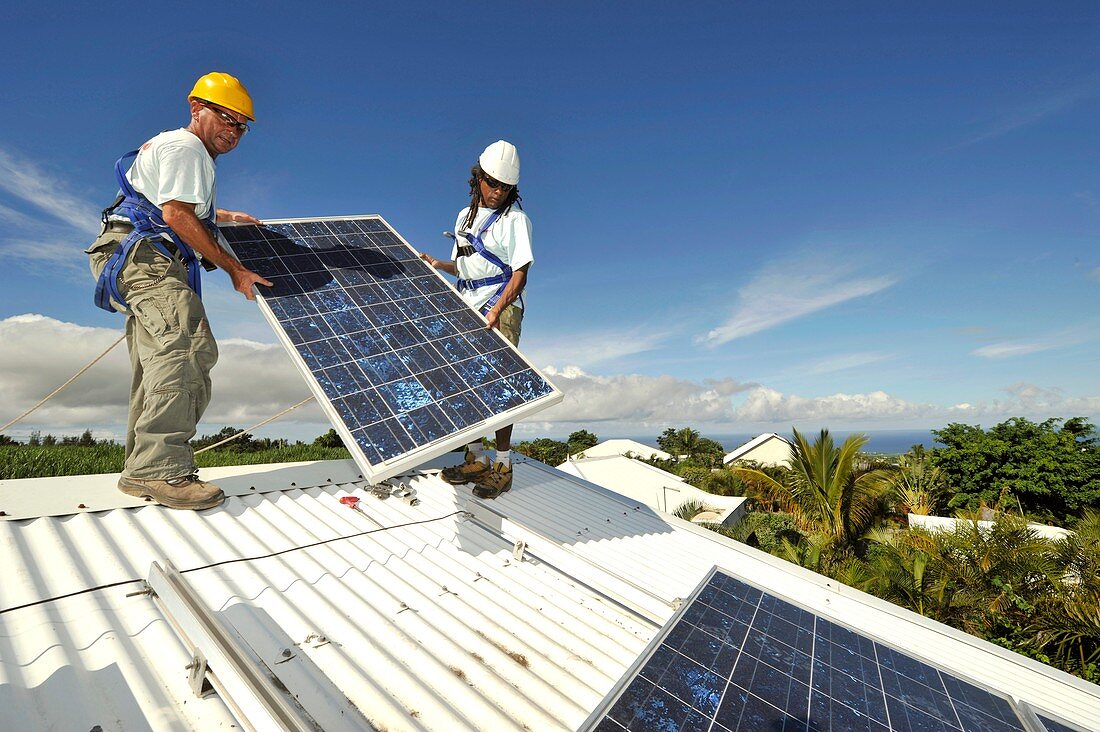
left=584, top=567, right=1041, bottom=732
left=220, top=216, right=562, bottom=483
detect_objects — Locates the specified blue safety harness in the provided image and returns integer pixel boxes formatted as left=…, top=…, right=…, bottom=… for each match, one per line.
left=94, top=149, right=213, bottom=313
left=455, top=208, right=516, bottom=314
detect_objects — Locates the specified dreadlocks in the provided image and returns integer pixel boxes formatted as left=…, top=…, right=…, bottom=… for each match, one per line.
left=462, top=163, right=522, bottom=231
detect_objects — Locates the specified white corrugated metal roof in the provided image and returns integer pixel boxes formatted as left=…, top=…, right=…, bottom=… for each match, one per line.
left=2, top=458, right=1098, bottom=731
left=556, top=454, right=746, bottom=523
left=571, top=439, right=671, bottom=461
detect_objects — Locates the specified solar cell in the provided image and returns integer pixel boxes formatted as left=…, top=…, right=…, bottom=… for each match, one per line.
left=220, top=216, right=562, bottom=483
left=585, top=568, right=1037, bottom=732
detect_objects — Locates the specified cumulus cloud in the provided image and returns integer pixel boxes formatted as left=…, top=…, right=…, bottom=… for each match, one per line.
left=3, top=315, right=1096, bottom=443
left=700, top=254, right=896, bottom=346
left=0, top=314, right=320, bottom=438
left=539, top=365, right=751, bottom=423
left=734, top=387, right=928, bottom=423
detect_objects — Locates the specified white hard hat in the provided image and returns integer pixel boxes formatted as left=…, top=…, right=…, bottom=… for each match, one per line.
left=479, top=140, right=520, bottom=185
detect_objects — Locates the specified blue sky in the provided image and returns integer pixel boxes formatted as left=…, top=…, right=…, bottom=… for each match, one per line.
left=1, top=2, right=1097, bottom=444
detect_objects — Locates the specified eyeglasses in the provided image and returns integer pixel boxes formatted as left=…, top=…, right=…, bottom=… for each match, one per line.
left=481, top=173, right=514, bottom=191
left=201, top=102, right=250, bottom=134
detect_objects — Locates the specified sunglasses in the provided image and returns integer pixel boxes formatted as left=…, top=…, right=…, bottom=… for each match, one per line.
left=481, top=173, right=514, bottom=191
left=201, top=102, right=250, bottom=134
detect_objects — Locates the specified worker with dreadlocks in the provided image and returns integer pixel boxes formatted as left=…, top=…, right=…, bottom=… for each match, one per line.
left=420, top=140, right=532, bottom=498
left=86, top=72, right=272, bottom=510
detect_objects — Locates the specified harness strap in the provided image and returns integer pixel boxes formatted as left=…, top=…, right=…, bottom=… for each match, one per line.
left=94, top=149, right=214, bottom=313
left=455, top=209, right=514, bottom=313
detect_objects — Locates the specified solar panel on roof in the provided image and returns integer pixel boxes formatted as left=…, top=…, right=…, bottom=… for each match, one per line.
left=584, top=567, right=1036, bottom=732
left=220, top=216, right=562, bottom=483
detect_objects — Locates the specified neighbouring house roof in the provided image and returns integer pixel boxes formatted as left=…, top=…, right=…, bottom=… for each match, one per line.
left=908, top=513, right=1074, bottom=540
left=2, top=457, right=1097, bottom=731
left=557, top=454, right=746, bottom=525
left=571, top=438, right=671, bottom=461
left=723, top=432, right=793, bottom=465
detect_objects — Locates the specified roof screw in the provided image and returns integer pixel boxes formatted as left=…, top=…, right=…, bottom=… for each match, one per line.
left=145, top=497, right=153, bottom=502
left=291, top=482, right=297, bottom=486
left=78, top=504, right=87, bottom=509
left=0, top=511, right=7, bottom=517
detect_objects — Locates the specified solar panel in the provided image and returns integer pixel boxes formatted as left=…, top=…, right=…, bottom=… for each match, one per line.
left=219, top=216, right=562, bottom=483
left=584, top=567, right=1038, bottom=732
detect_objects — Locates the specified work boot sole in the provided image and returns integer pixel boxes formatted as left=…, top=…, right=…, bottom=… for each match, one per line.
left=118, top=476, right=225, bottom=510
left=440, top=464, right=490, bottom=485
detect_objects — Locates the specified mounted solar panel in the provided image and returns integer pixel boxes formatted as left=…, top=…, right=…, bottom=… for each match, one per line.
left=583, top=567, right=1038, bottom=732
left=219, top=216, right=562, bottom=484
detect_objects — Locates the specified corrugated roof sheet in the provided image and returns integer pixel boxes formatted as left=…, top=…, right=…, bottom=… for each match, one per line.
left=2, top=458, right=1098, bottom=731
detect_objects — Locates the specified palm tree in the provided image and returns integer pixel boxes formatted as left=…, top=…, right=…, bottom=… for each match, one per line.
left=734, top=428, right=892, bottom=553
left=1026, top=510, right=1100, bottom=677
left=887, top=445, right=947, bottom=516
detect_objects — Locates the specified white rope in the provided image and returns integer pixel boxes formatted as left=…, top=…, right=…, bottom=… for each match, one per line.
left=0, top=333, right=127, bottom=434
left=194, top=396, right=316, bottom=454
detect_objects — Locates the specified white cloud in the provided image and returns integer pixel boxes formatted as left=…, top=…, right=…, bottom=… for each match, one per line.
left=960, top=74, right=1100, bottom=147
left=0, top=148, right=100, bottom=233
left=734, top=387, right=926, bottom=423
left=971, top=341, right=1051, bottom=359
left=800, top=351, right=891, bottom=376
left=0, top=148, right=102, bottom=275
left=523, top=327, right=670, bottom=370
left=540, top=365, right=751, bottom=423
left=1090, top=267, right=1100, bottom=282
left=701, top=254, right=896, bottom=346
left=3, top=315, right=1096, bottom=444
left=0, top=314, right=319, bottom=439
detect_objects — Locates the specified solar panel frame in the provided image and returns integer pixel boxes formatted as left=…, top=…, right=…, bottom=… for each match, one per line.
left=219, top=215, right=563, bottom=484
left=582, top=566, right=1044, bottom=732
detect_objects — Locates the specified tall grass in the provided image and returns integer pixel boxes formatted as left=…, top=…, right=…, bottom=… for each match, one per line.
left=0, top=444, right=352, bottom=479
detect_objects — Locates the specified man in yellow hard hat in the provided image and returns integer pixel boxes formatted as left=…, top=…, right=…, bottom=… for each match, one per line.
left=87, top=72, right=272, bottom=510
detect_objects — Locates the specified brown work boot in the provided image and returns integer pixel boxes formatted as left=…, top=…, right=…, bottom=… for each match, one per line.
left=472, top=462, right=512, bottom=499
left=441, top=451, right=491, bottom=485
left=118, top=474, right=225, bottom=510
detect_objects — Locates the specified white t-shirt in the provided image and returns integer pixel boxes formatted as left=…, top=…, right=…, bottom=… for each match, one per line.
left=125, top=129, right=217, bottom=220
left=451, top=206, right=533, bottom=312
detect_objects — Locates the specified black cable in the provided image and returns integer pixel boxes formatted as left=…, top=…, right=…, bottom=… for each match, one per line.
left=0, top=509, right=469, bottom=616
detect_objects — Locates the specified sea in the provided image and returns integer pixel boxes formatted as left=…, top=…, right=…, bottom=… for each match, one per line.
left=612, top=430, right=935, bottom=457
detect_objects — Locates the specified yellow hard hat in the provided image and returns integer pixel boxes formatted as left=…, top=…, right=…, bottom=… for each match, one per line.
left=188, top=72, right=255, bottom=121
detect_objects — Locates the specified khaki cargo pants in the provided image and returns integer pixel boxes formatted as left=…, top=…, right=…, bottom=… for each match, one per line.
left=87, top=226, right=218, bottom=479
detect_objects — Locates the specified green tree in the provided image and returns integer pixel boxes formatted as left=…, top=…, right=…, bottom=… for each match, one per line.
left=932, top=417, right=1100, bottom=522
left=888, top=444, right=948, bottom=516
left=192, top=426, right=257, bottom=452
left=657, top=427, right=726, bottom=467
left=0, top=434, right=16, bottom=446
left=313, top=429, right=345, bottom=448
left=514, top=437, right=569, bottom=465
left=566, top=429, right=598, bottom=455
left=734, top=428, right=891, bottom=553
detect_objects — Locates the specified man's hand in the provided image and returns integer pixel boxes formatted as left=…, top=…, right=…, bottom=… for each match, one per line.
left=217, top=209, right=262, bottom=225
left=230, top=268, right=274, bottom=301
left=162, top=201, right=272, bottom=300
left=485, top=306, right=502, bottom=331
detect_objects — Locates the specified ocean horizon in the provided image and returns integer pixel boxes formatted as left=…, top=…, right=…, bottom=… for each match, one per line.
left=608, top=430, right=936, bottom=456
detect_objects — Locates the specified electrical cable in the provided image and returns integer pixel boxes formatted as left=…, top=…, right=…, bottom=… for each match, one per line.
left=0, top=507, right=469, bottom=616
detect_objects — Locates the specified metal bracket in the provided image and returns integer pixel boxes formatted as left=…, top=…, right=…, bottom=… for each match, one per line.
left=512, top=539, right=527, bottom=562
left=186, top=648, right=212, bottom=698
